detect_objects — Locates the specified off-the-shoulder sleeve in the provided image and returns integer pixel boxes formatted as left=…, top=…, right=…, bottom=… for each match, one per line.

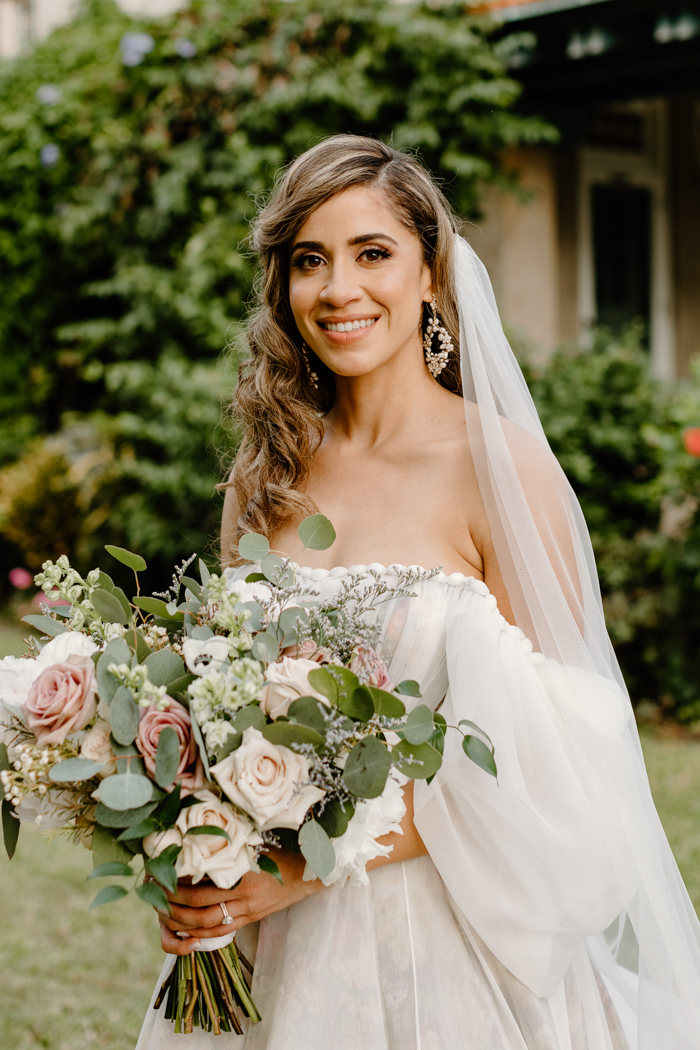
left=413, top=585, right=638, bottom=998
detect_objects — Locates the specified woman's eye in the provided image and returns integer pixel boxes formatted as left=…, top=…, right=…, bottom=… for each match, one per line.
left=360, top=247, right=391, bottom=263
left=295, top=253, right=325, bottom=270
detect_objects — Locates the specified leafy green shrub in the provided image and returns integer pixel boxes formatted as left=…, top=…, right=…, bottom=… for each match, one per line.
left=525, top=329, right=700, bottom=719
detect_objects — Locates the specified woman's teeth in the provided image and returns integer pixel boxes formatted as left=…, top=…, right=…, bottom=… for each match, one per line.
left=321, top=318, right=377, bottom=332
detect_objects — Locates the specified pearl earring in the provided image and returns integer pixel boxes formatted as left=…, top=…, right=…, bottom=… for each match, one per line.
left=423, top=296, right=453, bottom=378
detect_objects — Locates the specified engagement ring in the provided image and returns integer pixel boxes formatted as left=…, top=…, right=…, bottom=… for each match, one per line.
left=220, top=902, right=234, bottom=926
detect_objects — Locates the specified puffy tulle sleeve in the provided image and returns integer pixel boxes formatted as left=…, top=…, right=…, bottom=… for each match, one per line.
left=413, top=583, right=638, bottom=999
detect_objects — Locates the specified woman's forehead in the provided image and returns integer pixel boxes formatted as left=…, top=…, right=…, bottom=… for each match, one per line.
left=291, top=186, right=412, bottom=247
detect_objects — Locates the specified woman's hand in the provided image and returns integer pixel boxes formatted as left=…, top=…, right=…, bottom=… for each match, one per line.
left=156, top=847, right=321, bottom=956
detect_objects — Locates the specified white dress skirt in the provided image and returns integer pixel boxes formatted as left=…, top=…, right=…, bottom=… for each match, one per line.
left=137, top=566, right=642, bottom=1050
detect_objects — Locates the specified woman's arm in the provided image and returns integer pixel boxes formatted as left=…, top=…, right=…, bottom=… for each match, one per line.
left=157, top=782, right=426, bottom=955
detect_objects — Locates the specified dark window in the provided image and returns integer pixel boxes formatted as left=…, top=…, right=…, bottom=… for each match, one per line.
left=592, top=184, right=651, bottom=338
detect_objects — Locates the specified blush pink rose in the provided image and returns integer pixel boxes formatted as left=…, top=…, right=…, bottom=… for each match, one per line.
left=136, top=698, right=204, bottom=791
left=350, top=646, right=393, bottom=691
left=279, top=638, right=331, bottom=662
left=24, top=655, right=97, bottom=745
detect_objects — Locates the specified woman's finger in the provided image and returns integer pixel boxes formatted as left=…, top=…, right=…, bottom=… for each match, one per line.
left=162, top=900, right=247, bottom=933
left=159, top=920, right=201, bottom=956
left=165, top=883, right=235, bottom=908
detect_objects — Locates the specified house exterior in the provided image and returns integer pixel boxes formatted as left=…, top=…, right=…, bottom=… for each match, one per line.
left=473, top=0, right=700, bottom=377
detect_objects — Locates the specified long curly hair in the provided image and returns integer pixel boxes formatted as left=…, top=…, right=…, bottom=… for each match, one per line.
left=225, top=135, right=461, bottom=560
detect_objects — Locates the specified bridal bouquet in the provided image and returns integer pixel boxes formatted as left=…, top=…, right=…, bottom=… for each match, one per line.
left=0, top=514, right=495, bottom=1036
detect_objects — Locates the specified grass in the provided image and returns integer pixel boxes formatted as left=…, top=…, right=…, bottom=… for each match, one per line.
left=1, top=615, right=700, bottom=1046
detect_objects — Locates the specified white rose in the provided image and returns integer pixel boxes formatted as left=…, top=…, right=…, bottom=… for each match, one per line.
left=224, top=576, right=271, bottom=604
left=37, top=631, right=98, bottom=667
left=80, top=718, right=115, bottom=777
left=144, top=791, right=262, bottom=889
left=307, top=773, right=407, bottom=888
left=182, top=637, right=230, bottom=677
left=258, top=657, right=329, bottom=721
left=211, top=727, right=325, bottom=832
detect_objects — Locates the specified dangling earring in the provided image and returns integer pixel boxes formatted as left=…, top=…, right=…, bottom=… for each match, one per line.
left=301, top=342, right=319, bottom=390
left=423, top=296, right=453, bottom=378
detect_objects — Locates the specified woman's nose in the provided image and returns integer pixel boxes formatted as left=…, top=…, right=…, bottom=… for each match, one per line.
left=319, top=260, right=362, bottom=307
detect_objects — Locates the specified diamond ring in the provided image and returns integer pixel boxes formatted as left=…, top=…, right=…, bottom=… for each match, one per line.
left=219, top=902, right=234, bottom=926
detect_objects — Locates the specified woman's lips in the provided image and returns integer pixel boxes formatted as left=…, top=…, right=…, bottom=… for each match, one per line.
left=316, top=318, right=379, bottom=345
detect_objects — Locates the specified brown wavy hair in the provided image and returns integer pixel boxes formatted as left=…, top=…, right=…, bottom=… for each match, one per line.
left=225, top=135, right=461, bottom=560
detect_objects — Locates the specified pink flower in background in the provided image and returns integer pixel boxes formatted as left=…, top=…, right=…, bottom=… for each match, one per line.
left=279, top=638, right=331, bottom=662
left=136, top=699, right=204, bottom=791
left=24, top=656, right=97, bottom=745
left=9, top=568, right=33, bottom=590
left=684, top=428, right=700, bottom=457
left=350, top=646, right=393, bottom=691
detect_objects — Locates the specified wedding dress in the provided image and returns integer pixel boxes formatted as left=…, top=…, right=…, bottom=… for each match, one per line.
left=138, top=565, right=635, bottom=1050
left=138, top=233, right=700, bottom=1047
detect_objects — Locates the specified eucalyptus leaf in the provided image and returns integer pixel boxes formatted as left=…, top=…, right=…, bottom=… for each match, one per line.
left=403, top=704, right=435, bottom=745
left=92, top=587, right=131, bottom=625
left=245, top=572, right=266, bottom=583
left=110, top=686, right=141, bottom=746
left=97, top=570, right=115, bottom=591
left=87, top=861, right=134, bottom=880
left=95, top=800, right=157, bottom=828
left=116, top=755, right=146, bottom=776
left=392, top=740, right=442, bottom=780
left=136, top=881, right=171, bottom=912
left=144, top=649, right=184, bottom=687
left=316, top=798, right=355, bottom=838
left=298, top=818, right=336, bottom=880
left=307, top=667, right=338, bottom=704
left=297, top=514, right=336, bottom=552
left=263, top=722, right=325, bottom=750
left=252, top=631, right=279, bottom=664
left=51, top=606, right=73, bottom=619
left=90, top=885, right=129, bottom=910
left=156, top=782, right=182, bottom=828
left=239, top=601, right=264, bottom=632
left=97, top=770, right=153, bottom=810
left=257, top=854, right=283, bottom=884
left=326, top=666, right=361, bottom=698
left=110, top=739, right=138, bottom=757
left=2, top=799, right=19, bottom=859
left=339, top=685, right=374, bottom=722
left=396, top=680, right=422, bottom=698
left=180, top=576, right=203, bottom=601
left=238, top=532, right=270, bottom=561
left=155, top=726, right=181, bottom=789
left=458, top=719, right=494, bottom=751
left=190, top=625, right=214, bottom=640
left=105, top=545, right=147, bottom=573
left=111, top=587, right=133, bottom=622
left=21, top=614, right=67, bottom=637
left=96, top=638, right=132, bottom=703
left=133, top=596, right=171, bottom=617
left=92, top=824, right=135, bottom=866
left=343, top=737, right=392, bottom=798
left=124, top=627, right=151, bottom=662
left=234, top=705, right=266, bottom=733
left=190, top=710, right=210, bottom=779
left=199, top=559, right=211, bottom=585
left=49, top=757, right=107, bottom=782
left=462, top=735, right=497, bottom=778
left=260, top=552, right=294, bottom=587
left=278, top=606, right=309, bottom=644
left=166, top=673, right=196, bottom=703
left=368, top=687, right=405, bottom=718
left=287, top=696, right=330, bottom=735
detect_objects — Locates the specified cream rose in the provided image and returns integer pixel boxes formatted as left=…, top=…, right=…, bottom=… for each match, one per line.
left=23, top=655, right=97, bottom=745
left=144, top=791, right=261, bottom=889
left=36, top=631, right=98, bottom=667
left=257, top=656, right=330, bottom=721
left=80, top=718, right=115, bottom=776
left=210, top=726, right=325, bottom=832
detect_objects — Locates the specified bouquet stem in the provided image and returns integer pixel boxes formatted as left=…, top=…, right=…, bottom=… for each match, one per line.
left=158, top=938, right=260, bottom=1035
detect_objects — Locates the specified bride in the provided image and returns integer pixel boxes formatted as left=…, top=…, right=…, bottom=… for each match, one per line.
left=137, top=136, right=700, bottom=1049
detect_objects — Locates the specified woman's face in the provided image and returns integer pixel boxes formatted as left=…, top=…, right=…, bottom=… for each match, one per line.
left=288, top=185, right=432, bottom=379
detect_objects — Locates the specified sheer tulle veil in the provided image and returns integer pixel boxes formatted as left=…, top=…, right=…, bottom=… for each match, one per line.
left=452, top=232, right=700, bottom=1046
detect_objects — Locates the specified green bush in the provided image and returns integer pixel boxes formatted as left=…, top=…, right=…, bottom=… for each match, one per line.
left=524, top=329, right=700, bottom=720
left=0, top=0, right=551, bottom=593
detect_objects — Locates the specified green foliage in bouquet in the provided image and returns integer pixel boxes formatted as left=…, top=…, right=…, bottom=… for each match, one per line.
left=0, top=0, right=553, bottom=591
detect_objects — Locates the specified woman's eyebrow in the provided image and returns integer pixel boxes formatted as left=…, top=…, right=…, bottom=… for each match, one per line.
left=291, top=233, right=399, bottom=252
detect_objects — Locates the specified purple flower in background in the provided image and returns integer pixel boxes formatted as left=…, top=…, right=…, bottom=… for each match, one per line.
left=174, top=38, right=196, bottom=59
left=120, top=32, right=155, bottom=68
left=40, top=143, right=60, bottom=168
left=36, top=84, right=62, bottom=105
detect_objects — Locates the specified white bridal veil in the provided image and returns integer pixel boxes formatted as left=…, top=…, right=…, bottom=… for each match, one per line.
left=448, top=233, right=700, bottom=1048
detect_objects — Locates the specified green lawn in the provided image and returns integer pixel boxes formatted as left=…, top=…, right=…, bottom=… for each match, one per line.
left=1, top=615, right=700, bottom=1047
